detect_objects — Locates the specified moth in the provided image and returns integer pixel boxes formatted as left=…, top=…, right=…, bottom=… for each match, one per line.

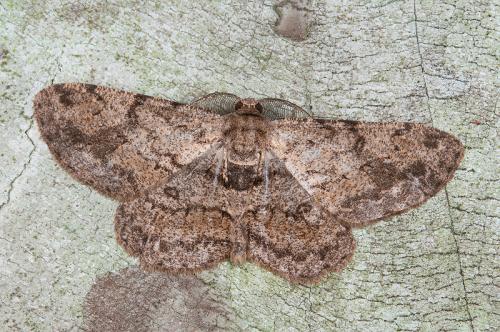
left=34, top=83, right=464, bottom=284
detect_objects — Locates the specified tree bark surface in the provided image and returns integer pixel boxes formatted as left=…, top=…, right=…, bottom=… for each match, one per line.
left=0, top=1, right=497, bottom=331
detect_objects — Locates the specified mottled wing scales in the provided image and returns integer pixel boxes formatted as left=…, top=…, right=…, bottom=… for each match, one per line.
left=115, top=203, right=232, bottom=272
left=190, top=92, right=241, bottom=115
left=270, top=120, right=464, bottom=227
left=36, top=84, right=465, bottom=282
left=258, top=98, right=311, bottom=119
left=34, top=83, right=224, bottom=202
left=114, top=148, right=234, bottom=272
left=246, top=155, right=355, bottom=284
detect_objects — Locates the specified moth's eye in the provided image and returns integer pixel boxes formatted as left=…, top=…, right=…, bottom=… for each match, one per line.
left=255, top=103, right=264, bottom=113
left=235, top=101, right=243, bottom=110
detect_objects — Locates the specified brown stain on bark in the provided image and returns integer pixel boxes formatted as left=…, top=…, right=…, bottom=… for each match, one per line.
left=83, top=267, right=233, bottom=332
left=273, top=0, right=314, bottom=41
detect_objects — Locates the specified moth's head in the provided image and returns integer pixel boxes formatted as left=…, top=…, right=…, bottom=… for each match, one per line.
left=234, top=98, right=264, bottom=116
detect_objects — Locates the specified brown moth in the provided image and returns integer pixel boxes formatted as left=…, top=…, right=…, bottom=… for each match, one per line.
left=33, top=83, right=464, bottom=284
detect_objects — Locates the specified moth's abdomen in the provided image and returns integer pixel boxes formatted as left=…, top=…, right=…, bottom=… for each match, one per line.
left=224, top=162, right=261, bottom=191
left=229, top=216, right=248, bottom=265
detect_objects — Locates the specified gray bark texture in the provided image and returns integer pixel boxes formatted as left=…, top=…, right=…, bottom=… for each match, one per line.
left=0, top=1, right=498, bottom=331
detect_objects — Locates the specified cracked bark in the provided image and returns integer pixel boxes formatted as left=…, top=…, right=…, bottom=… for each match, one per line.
left=0, top=118, right=35, bottom=211
left=413, top=1, right=475, bottom=330
left=0, top=1, right=497, bottom=331
left=445, top=190, right=475, bottom=331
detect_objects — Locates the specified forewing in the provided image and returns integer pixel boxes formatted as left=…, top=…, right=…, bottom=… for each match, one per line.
left=34, top=83, right=224, bottom=202
left=114, top=147, right=233, bottom=273
left=270, top=119, right=464, bottom=227
left=246, top=154, right=355, bottom=284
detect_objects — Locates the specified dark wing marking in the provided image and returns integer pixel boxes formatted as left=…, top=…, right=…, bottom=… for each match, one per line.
left=34, top=83, right=224, bottom=202
left=114, top=147, right=236, bottom=273
left=270, top=119, right=464, bottom=227
left=190, top=92, right=241, bottom=115
left=246, top=153, right=355, bottom=284
left=258, top=98, right=311, bottom=120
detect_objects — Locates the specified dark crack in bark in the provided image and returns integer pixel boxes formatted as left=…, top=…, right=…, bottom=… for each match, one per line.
left=445, top=189, right=476, bottom=332
left=412, top=0, right=434, bottom=124
left=0, top=117, right=36, bottom=212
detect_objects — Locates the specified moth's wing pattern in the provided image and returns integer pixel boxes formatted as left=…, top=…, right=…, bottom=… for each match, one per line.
left=270, top=119, right=464, bottom=227
left=258, top=98, right=312, bottom=120
left=190, top=92, right=241, bottom=115
left=114, top=147, right=233, bottom=273
left=34, top=83, right=224, bottom=202
left=245, top=153, right=355, bottom=284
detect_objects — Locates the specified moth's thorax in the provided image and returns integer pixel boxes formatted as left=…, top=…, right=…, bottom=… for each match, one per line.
left=224, top=113, right=268, bottom=163
left=222, top=113, right=268, bottom=191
